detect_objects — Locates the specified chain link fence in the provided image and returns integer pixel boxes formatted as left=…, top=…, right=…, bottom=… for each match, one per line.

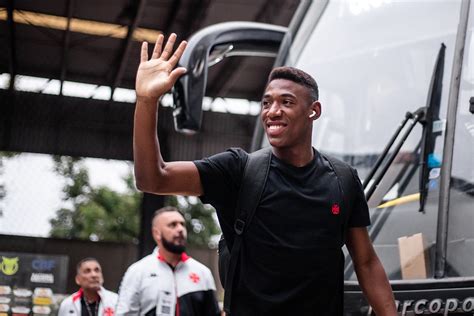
left=0, top=152, right=133, bottom=238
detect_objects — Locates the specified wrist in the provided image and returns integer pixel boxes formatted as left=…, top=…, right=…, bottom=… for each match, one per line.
left=136, top=95, right=160, bottom=106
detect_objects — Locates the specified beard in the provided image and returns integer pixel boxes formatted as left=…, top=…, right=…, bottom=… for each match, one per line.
left=162, top=235, right=186, bottom=254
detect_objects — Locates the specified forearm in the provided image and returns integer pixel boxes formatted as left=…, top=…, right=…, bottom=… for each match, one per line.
left=133, top=96, right=165, bottom=192
left=354, top=257, right=397, bottom=316
left=132, top=34, right=192, bottom=194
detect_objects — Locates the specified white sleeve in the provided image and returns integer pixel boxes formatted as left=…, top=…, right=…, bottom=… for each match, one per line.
left=57, top=299, right=70, bottom=316
left=115, top=266, right=141, bottom=316
left=204, top=267, right=217, bottom=291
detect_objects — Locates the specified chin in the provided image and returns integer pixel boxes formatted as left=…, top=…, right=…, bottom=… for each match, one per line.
left=268, top=138, right=288, bottom=149
left=85, top=286, right=101, bottom=292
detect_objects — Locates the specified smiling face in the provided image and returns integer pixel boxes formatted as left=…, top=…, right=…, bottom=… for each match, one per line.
left=261, top=79, right=320, bottom=151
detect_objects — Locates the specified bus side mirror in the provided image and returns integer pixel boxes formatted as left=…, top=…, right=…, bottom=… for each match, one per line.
left=172, top=22, right=287, bottom=134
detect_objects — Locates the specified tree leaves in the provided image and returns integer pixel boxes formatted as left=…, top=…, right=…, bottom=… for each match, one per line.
left=48, top=156, right=220, bottom=248
left=166, top=196, right=221, bottom=249
left=49, top=156, right=140, bottom=242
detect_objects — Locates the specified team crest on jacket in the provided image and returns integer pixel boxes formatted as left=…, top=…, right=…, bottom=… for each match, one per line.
left=104, top=307, right=114, bottom=316
left=189, top=272, right=200, bottom=283
left=331, top=203, right=340, bottom=215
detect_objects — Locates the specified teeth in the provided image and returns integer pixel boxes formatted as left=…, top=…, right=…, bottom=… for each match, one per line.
left=269, top=125, right=283, bottom=130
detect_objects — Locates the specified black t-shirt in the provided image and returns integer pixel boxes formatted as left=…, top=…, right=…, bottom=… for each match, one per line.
left=194, top=148, right=370, bottom=316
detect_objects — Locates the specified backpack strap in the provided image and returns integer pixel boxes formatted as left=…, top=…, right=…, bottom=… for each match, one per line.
left=321, top=153, right=355, bottom=244
left=223, top=146, right=272, bottom=313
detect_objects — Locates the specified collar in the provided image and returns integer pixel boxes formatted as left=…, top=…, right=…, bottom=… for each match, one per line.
left=157, top=251, right=190, bottom=263
left=72, top=289, right=83, bottom=302
left=72, top=287, right=103, bottom=302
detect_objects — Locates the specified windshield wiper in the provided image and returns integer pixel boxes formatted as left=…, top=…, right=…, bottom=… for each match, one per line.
left=419, top=44, right=445, bottom=213
left=363, top=107, right=425, bottom=202
left=362, top=44, right=446, bottom=212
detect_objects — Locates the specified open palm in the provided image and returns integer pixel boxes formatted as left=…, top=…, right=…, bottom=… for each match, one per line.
left=136, top=33, right=187, bottom=100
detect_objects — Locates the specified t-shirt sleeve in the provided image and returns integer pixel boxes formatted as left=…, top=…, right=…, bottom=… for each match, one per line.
left=347, top=167, right=371, bottom=228
left=193, top=148, right=248, bottom=234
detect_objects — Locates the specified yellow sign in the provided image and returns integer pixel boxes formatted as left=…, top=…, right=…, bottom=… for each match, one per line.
left=33, top=296, right=53, bottom=305
left=1, top=257, right=19, bottom=276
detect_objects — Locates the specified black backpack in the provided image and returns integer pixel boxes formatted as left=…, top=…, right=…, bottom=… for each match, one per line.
left=218, top=146, right=357, bottom=314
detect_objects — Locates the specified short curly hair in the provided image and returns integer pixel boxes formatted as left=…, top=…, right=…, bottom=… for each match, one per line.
left=266, top=66, right=319, bottom=102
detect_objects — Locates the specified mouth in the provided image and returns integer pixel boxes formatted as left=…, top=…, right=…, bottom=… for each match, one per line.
left=266, top=122, right=287, bottom=136
left=174, top=236, right=186, bottom=244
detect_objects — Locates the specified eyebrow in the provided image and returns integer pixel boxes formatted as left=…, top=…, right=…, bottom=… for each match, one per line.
left=262, top=93, right=297, bottom=99
left=169, top=220, right=185, bottom=225
left=84, top=266, right=100, bottom=271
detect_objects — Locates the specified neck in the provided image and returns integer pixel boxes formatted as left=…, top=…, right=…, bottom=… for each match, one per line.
left=82, top=289, right=99, bottom=303
left=158, top=248, right=181, bottom=267
left=272, top=145, right=314, bottom=167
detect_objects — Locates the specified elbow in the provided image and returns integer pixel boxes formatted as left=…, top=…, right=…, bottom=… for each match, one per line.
left=354, top=255, right=386, bottom=283
left=134, top=168, right=161, bottom=194
left=134, top=175, right=146, bottom=192
left=134, top=175, right=159, bottom=194
left=133, top=161, right=171, bottom=194
left=351, top=249, right=382, bottom=276
left=134, top=177, right=147, bottom=192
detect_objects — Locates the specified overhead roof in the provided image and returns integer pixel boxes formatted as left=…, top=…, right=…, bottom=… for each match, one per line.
left=1, top=0, right=299, bottom=101
left=0, top=1, right=300, bottom=160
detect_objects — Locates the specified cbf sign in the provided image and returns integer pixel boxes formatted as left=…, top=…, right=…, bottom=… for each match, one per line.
left=31, top=259, right=56, bottom=272
left=0, top=252, right=68, bottom=293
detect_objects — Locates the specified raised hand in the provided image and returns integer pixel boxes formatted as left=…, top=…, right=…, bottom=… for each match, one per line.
left=135, top=33, right=187, bottom=101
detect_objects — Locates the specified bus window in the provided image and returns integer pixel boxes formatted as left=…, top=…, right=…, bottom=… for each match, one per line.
left=446, top=3, right=474, bottom=278
left=293, top=0, right=463, bottom=280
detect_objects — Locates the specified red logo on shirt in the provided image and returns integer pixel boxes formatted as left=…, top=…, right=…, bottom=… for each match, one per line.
left=331, top=203, right=340, bottom=215
left=104, top=307, right=114, bottom=316
left=189, top=272, right=200, bottom=283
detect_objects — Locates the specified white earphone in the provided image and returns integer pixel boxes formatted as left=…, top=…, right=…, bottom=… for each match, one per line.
left=309, top=110, right=316, bottom=118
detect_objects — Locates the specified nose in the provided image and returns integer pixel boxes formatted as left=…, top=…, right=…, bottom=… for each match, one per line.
left=177, top=223, right=185, bottom=234
left=267, top=101, right=281, bottom=118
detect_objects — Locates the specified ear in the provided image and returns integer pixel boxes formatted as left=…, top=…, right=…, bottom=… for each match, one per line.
left=75, top=275, right=80, bottom=287
left=152, top=226, right=162, bottom=243
left=310, top=101, right=321, bottom=120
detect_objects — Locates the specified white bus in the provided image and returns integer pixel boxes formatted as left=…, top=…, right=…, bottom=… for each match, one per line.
left=172, top=1, right=474, bottom=314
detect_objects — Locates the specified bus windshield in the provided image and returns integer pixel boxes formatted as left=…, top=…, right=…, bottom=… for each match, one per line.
left=294, top=0, right=474, bottom=280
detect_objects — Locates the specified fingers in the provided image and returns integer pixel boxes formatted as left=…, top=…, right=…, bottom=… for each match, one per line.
left=168, top=41, right=187, bottom=68
left=151, top=34, right=164, bottom=59
left=161, top=33, right=177, bottom=60
left=140, top=41, right=148, bottom=63
left=141, top=33, right=186, bottom=72
left=169, top=67, right=187, bottom=84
